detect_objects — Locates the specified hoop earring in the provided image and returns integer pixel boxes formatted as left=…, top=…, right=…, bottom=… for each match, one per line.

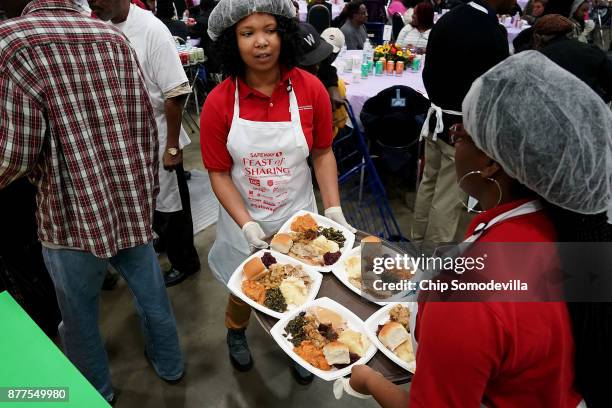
left=457, top=170, right=502, bottom=213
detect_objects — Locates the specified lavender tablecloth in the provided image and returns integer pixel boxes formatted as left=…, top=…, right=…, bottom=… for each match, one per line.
left=333, top=50, right=427, bottom=125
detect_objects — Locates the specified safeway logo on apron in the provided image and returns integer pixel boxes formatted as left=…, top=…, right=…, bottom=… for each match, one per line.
left=226, top=78, right=313, bottom=219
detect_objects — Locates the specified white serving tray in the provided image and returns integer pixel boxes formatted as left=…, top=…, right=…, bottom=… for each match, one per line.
left=270, top=297, right=377, bottom=381
left=364, top=303, right=417, bottom=373
left=276, top=210, right=356, bottom=273
left=227, top=250, right=323, bottom=320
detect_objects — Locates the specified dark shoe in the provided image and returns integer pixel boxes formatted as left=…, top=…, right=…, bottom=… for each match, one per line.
left=102, top=270, right=119, bottom=291
left=291, top=362, right=314, bottom=385
left=164, top=267, right=187, bottom=287
left=144, top=350, right=185, bottom=384
left=164, top=266, right=199, bottom=287
left=184, top=170, right=192, bottom=181
left=227, top=329, right=253, bottom=372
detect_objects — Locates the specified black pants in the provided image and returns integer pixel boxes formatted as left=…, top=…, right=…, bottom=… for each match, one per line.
left=153, top=164, right=200, bottom=274
left=0, top=178, right=61, bottom=337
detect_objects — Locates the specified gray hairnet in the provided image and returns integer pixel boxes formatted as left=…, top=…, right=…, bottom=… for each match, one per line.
left=462, top=51, right=612, bottom=217
left=207, top=0, right=297, bottom=41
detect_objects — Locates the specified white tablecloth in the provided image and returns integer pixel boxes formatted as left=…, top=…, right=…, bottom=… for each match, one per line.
left=333, top=50, right=426, bottom=125
left=298, top=0, right=343, bottom=22
left=505, top=25, right=527, bottom=43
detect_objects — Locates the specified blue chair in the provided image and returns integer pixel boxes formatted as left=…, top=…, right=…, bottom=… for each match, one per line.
left=365, top=22, right=385, bottom=45
left=333, top=102, right=407, bottom=241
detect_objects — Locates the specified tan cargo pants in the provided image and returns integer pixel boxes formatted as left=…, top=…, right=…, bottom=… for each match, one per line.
left=411, top=136, right=466, bottom=243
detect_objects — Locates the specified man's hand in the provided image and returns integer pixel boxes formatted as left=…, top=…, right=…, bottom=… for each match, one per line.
left=162, top=147, right=183, bottom=171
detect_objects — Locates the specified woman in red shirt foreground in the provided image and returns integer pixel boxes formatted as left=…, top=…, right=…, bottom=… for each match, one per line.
left=200, top=0, right=353, bottom=382
left=349, top=51, right=612, bottom=407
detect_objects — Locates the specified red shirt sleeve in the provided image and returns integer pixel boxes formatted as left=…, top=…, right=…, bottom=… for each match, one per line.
left=410, top=302, right=507, bottom=407
left=310, top=77, right=333, bottom=150
left=200, top=84, right=233, bottom=172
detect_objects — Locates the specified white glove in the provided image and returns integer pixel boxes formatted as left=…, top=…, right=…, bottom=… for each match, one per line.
left=242, top=221, right=268, bottom=251
left=324, top=207, right=357, bottom=233
left=585, top=20, right=595, bottom=33
left=333, top=377, right=372, bottom=400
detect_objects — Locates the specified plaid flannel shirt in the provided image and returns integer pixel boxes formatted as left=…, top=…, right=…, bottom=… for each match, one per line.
left=0, top=0, right=159, bottom=258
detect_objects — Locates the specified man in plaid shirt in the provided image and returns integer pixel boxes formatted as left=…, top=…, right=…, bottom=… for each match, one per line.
left=0, top=0, right=184, bottom=402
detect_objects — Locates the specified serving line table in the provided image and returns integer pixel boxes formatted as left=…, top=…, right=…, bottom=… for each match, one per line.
left=298, top=0, right=344, bottom=22
left=254, top=231, right=413, bottom=385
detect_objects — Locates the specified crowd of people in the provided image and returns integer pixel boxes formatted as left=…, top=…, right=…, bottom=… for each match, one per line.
left=0, top=0, right=611, bottom=407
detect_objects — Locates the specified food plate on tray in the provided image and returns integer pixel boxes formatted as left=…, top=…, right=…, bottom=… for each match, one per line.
left=331, top=245, right=387, bottom=306
left=227, top=250, right=323, bottom=320
left=272, top=210, right=356, bottom=273
left=364, top=303, right=417, bottom=373
left=332, top=237, right=419, bottom=305
left=270, top=297, right=377, bottom=381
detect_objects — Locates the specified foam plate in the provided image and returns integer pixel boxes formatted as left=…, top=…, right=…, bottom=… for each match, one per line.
left=270, top=297, right=377, bottom=381
left=364, top=303, right=417, bottom=373
left=276, top=210, right=356, bottom=273
left=227, top=250, right=322, bottom=320
left=331, top=246, right=388, bottom=306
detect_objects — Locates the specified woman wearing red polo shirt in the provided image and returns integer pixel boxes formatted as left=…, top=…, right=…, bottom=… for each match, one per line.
left=200, top=0, right=353, bottom=379
left=348, top=52, right=612, bottom=406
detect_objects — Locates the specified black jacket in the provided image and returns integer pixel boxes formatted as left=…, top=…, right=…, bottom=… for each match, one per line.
left=423, top=1, right=508, bottom=138
left=540, top=36, right=612, bottom=103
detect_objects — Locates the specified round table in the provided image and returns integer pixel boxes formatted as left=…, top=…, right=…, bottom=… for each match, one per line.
left=254, top=232, right=413, bottom=385
left=298, top=0, right=344, bottom=22
left=332, top=50, right=427, bottom=127
left=505, top=24, right=529, bottom=44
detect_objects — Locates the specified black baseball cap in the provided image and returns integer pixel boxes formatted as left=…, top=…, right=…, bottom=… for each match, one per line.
left=297, top=22, right=333, bottom=67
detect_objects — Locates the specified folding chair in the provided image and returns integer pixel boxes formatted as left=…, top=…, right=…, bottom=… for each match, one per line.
left=307, top=4, right=332, bottom=34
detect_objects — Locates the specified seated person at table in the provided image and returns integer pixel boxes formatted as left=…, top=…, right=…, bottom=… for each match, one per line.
left=298, top=24, right=348, bottom=138
left=568, top=0, right=595, bottom=42
left=340, top=1, right=368, bottom=49
left=348, top=51, right=610, bottom=407
left=156, top=0, right=189, bottom=40
left=533, top=14, right=612, bottom=103
left=522, top=0, right=547, bottom=24
left=321, top=27, right=350, bottom=137
left=396, top=2, right=434, bottom=49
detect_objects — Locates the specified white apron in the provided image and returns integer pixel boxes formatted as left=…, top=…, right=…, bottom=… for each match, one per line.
left=155, top=115, right=191, bottom=213
left=208, top=79, right=317, bottom=284
left=418, top=1, right=489, bottom=143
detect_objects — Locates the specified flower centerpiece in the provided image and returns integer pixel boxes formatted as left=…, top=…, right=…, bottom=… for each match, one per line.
left=373, top=43, right=417, bottom=74
left=373, top=43, right=415, bottom=65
